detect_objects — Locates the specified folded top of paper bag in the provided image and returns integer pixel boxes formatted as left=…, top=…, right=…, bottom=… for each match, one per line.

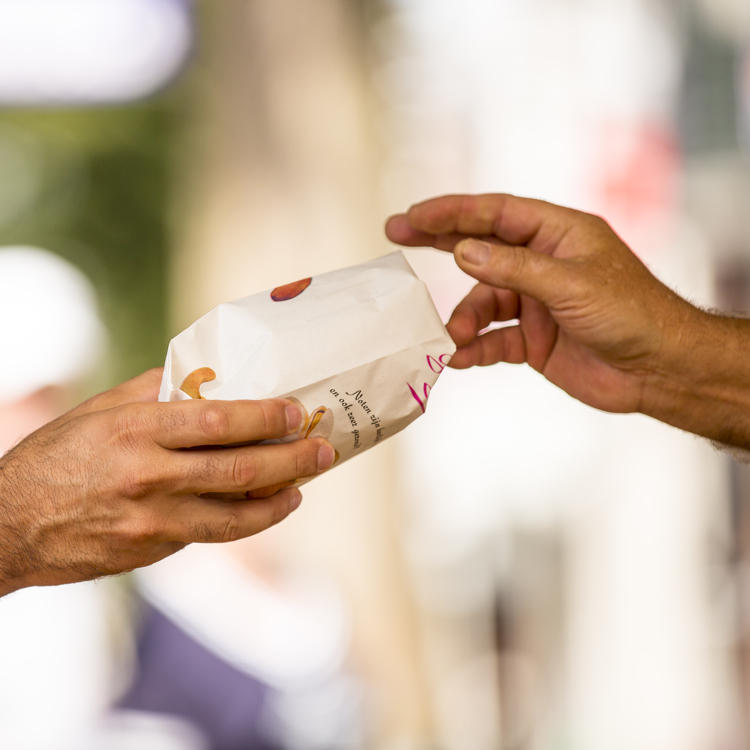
left=160, top=251, right=455, bottom=475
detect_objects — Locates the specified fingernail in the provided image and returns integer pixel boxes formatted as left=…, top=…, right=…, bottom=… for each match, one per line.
left=285, top=403, right=302, bottom=433
left=461, top=239, right=491, bottom=266
left=317, top=442, right=335, bottom=472
left=289, top=488, right=303, bottom=512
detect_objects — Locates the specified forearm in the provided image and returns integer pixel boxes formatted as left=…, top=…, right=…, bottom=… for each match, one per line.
left=0, top=460, right=35, bottom=598
left=0, top=534, right=20, bottom=596
left=641, top=310, right=750, bottom=449
left=0, top=573, right=21, bottom=599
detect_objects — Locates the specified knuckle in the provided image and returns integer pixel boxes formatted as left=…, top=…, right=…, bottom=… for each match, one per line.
left=81, top=391, right=109, bottom=413
left=504, top=245, right=528, bottom=280
left=111, top=405, right=148, bottom=453
left=232, top=452, right=258, bottom=488
left=121, top=466, right=156, bottom=499
left=295, top=445, right=304, bottom=478
left=565, top=266, right=590, bottom=297
left=309, top=439, right=326, bottom=471
left=295, top=439, right=320, bottom=477
left=587, top=213, right=614, bottom=236
left=197, top=405, right=230, bottom=442
left=258, top=400, right=274, bottom=435
left=123, top=512, right=162, bottom=545
left=220, top=514, right=242, bottom=543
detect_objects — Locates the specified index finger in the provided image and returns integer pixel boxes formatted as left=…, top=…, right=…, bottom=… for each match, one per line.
left=447, top=283, right=520, bottom=348
left=385, top=213, right=473, bottom=252
left=148, top=398, right=302, bottom=449
left=388, top=194, right=580, bottom=255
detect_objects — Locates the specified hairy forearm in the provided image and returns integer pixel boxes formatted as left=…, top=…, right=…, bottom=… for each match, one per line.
left=0, top=572, right=21, bottom=599
left=0, top=459, right=34, bottom=598
left=641, top=310, right=750, bottom=449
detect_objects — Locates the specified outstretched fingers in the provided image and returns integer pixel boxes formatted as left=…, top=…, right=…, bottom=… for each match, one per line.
left=387, top=196, right=577, bottom=309
left=385, top=212, right=504, bottom=254
left=384, top=213, right=438, bottom=247
left=395, top=194, right=578, bottom=252
left=384, top=214, right=475, bottom=252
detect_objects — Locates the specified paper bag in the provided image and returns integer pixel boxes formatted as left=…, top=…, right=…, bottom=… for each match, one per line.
left=159, top=251, right=455, bottom=477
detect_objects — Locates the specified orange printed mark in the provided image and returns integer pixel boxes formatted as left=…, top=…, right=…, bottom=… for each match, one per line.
left=305, top=407, right=326, bottom=437
left=180, top=367, right=216, bottom=399
left=305, top=406, right=333, bottom=440
left=270, top=277, right=312, bottom=301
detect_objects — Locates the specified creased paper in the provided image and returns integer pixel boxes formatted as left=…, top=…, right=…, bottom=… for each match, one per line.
left=159, top=251, right=455, bottom=479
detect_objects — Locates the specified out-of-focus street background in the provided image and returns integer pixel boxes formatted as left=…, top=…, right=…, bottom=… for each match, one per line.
left=2, top=1, right=750, bottom=748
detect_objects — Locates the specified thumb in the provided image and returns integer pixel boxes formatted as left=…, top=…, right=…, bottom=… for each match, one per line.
left=455, top=238, right=567, bottom=306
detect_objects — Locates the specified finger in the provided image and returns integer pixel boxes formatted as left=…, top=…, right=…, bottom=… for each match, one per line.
left=166, top=486, right=304, bottom=544
left=197, top=481, right=296, bottom=501
left=405, top=194, right=580, bottom=253
left=519, top=295, right=561, bottom=372
left=150, top=398, right=304, bottom=449
left=169, top=438, right=335, bottom=495
left=70, top=368, right=164, bottom=417
left=246, top=480, right=296, bottom=500
left=449, top=326, right=528, bottom=369
left=385, top=213, right=437, bottom=246
left=385, top=213, right=494, bottom=253
left=454, top=238, right=569, bottom=307
left=198, top=491, right=252, bottom=502
left=447, top=284, right=520, bottom=347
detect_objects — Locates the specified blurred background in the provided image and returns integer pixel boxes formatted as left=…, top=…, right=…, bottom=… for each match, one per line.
left=1, top=0, right=750, bottom=748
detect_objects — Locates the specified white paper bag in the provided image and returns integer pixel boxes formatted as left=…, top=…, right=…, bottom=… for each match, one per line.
left=159, top=251, right=455, bottom=477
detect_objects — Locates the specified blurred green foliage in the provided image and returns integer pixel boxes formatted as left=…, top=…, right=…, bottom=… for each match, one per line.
left=0, top=98, right=184, bottom=387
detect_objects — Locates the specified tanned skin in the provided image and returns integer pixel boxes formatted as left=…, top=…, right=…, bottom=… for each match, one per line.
left=0, top=369, right=335, bottom=597
left=386, top=193, right=750, bottom=449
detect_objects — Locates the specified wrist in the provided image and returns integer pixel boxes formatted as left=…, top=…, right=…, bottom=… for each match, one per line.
left=640, top=309, right=750, bottom=448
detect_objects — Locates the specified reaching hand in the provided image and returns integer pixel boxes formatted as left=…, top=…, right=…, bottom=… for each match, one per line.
left=386, top=193, right=750, bottom=449
left=0, top=369, right=335, bottom=596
